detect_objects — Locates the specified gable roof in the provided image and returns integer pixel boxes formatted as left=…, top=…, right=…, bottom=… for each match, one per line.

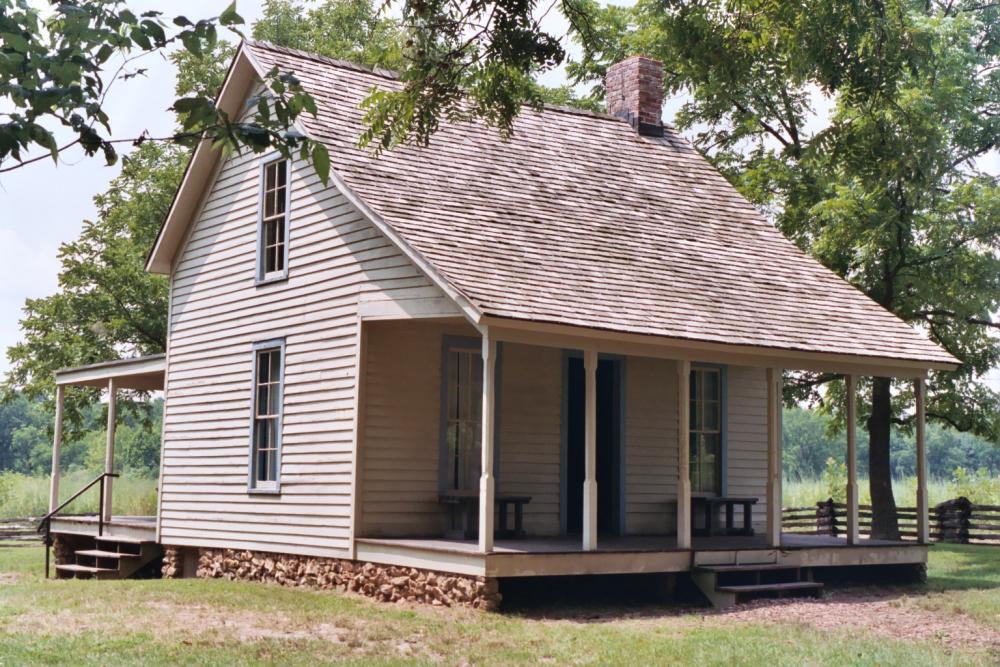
left=149, top=41, right=958, bottom=370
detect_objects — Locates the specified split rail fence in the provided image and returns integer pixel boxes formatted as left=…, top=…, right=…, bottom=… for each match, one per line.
left=783, top=497, right=1000, bottom=544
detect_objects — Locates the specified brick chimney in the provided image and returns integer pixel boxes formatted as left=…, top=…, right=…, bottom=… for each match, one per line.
left=605, top=56, right=664, bottom=137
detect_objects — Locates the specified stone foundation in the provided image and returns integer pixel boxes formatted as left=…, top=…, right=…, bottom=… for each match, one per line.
left=161, top=546, right=184, bottom=579
left=172, top=547, right=500, bottom=610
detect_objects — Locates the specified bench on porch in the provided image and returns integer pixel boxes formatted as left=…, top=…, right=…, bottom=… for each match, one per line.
left=693, top=496, right=757, bottom=537
left=439, top=491, right=532, bottom=539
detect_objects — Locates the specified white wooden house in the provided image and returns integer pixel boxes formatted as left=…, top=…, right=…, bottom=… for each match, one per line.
left=44, top=42, right=959, bottom=608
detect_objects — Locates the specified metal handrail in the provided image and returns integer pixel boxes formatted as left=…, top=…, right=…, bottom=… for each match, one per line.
left=37, top=472, right=119, bottom=579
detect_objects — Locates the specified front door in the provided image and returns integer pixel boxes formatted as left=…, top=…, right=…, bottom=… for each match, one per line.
left=565, top=356, right=622, bottom=535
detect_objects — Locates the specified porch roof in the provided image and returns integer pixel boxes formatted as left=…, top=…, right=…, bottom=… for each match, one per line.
left=54, top=354, right=165, bottom=391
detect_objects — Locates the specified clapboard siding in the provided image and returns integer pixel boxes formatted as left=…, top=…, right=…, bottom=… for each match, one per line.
left=497, top=343, right=562, bottom=535
left=359, top=320, right=479, bottom=537
left=625, top=357, right=679, bottom=535
left=159, top=147, right=444, bottom=559
left=726, top=365, right=768, bottom=528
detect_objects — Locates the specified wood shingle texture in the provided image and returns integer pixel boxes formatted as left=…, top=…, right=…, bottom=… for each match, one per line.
left=244, top=41, right=956, bottom=367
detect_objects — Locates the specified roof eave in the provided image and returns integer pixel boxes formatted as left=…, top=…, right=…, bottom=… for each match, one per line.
left=478, top=315, right=959, bottom=377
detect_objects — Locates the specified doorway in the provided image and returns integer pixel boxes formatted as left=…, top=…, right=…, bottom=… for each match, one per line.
left=565, top=356, right=623, bottom=536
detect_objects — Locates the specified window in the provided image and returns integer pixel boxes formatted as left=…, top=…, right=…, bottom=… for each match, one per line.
left=442, top=345, right=483, bottom=492
left=690, top=367, right=723, bottom=495
left=250, top=341, right=284, bottom=491
left=257, top=158, right=289, bottom=282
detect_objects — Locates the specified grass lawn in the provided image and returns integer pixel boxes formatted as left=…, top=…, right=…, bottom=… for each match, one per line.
left=1, top=542, right=998, bottom=666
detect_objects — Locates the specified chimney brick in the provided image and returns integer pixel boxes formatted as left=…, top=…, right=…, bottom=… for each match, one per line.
left=605, top=56, right=664, bottom=136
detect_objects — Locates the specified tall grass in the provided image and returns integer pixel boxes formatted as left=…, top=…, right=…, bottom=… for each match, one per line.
left=784, top=475, right=1000, bottom=508
left=0, top=471, right=157, bottom=519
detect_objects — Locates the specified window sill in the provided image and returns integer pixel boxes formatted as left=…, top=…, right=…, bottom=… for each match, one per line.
left=255, top=272, right=288, bottom=287
left=247, top=485, right=281, bottom=496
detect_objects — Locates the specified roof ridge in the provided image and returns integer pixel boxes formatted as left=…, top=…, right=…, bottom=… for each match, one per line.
left=243, top=39, right=643, bottom=125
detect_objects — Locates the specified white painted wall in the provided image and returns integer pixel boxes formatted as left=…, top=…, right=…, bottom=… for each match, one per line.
left=159, top=148, right=443, bottom=558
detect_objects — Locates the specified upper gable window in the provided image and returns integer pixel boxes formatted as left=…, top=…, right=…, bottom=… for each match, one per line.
left=257, top=157, right=289, bottom=283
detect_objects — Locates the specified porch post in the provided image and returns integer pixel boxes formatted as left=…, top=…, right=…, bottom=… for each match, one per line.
left=676, top=360, right=691, bottom=550
left=765, top=367, right=782, bottom=547
left=915, top=376, right=929, bottom=544
left=582, top=349, right=598, bottom=551
left=846, top=375, right=859, bottom=545
left=48, top=385, right=65, bottom=512
left=102, top=377, right=117, bottom=522
left=478, top=331, right=497, bottom=553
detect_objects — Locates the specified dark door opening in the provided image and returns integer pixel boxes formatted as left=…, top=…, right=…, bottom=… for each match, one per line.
left=566, top=357, right=622, bottom=535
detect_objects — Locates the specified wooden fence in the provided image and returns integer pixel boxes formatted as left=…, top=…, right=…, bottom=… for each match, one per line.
left=0, top=517, right=40, bottom=544
left=783, top=497, right=1000, bottom=544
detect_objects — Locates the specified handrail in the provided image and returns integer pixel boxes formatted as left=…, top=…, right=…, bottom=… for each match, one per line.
left=37, top=472, right=119, bottom=579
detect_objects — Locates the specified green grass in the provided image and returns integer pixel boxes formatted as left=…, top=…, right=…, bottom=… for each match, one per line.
left=1, top=543, right=998, bottom=665
left=784, top=476, right=959, bottom=508
left=0, top=471, right=157, bottom=519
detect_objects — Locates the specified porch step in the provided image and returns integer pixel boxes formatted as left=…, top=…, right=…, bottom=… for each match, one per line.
left=95, top=534, right=154, bottom=545
left=74, top=549, right=140, bottom=560
left=696, top=563, right=796, bottom=574
left=55, top=563, right=118, bottom=578
left=691, top=556, right=822, bottom=609
left=50, top=531, right=164, bottom=580
left=716, top=581, right=824, bottom=595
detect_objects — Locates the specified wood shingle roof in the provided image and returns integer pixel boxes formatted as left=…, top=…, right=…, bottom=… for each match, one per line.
left=243, top=41, right=956, bottom=367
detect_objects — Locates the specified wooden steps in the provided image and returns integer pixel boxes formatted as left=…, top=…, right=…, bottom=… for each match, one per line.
left=691, top=556, right=823, bottom=609
left=716, top=581, right=824, bottom=595
left=74, top=549, right=141, bottom=560
left=54, top=563, right=119, bottom=579
left=54, top=533, right=162, bottom=580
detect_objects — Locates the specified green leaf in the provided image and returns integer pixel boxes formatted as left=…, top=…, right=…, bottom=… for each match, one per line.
left=311, top=142, right=330, bottom=185
left=219, top=2, right=244, bottom=27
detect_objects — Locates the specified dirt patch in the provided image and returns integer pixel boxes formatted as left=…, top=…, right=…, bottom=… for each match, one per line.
left=705, top=591, right=1000, bottom=653
left=0, top=572, right=19, bottom=585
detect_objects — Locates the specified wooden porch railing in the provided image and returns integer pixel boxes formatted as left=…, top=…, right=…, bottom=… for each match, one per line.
left=782, top=496, right=1000, bottom=544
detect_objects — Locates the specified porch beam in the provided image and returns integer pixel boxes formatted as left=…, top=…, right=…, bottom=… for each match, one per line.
left=478, top=331, right=497, bottom=553
left=48, top=385, right=65, bottom=512
left=582, top=349, right=598, bottom=551
left=915, top=377, right=929, bottom=544
left=766, top=367, right=782, bottom=547
left=846, top=375, right=859, bottom=545
left=102, top=378, right=117, bottom=522
left=676, top=360, right=692, bottom=550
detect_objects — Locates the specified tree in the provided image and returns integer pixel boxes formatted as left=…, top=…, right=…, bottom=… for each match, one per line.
left=0, top=0, right=328, bottom=181
left=2, top=140, right=180, bottom=440
left=252, top=0, right=406, bottom=71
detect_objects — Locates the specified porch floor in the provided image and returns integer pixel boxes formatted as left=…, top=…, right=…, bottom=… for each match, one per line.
left=355, top=533, right=928, bottom=578
left=356, top=532, right=915, bottom=555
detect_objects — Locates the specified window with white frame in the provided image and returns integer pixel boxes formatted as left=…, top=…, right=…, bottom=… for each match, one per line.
left=251, top=343, right=283, bottom=490
left=443, top=346, right=483, bottom=492
left=258, top=158, right=289, bottom=281
left=690, top=367, right=722, bottom=494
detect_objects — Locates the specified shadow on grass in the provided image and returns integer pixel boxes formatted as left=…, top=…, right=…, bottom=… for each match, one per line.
left=499, top=545, right=1000, bottom=620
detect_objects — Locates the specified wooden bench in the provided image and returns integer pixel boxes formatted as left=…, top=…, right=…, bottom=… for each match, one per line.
left=439, top=491, right=532, bottom=539
left=693, top=496, right=757, bottom=537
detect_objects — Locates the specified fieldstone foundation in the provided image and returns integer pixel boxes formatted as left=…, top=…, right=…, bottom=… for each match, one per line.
left=161, top=546, right=184, bottom=579
left=166, top=547, right=500, bottom=610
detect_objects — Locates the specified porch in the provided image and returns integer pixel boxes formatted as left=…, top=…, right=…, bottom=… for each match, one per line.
left=354, top=533, right=929, bottom=578
left=352, top=313, right=936, bottom=580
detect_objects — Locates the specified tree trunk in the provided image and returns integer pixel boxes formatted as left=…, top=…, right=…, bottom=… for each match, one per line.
left=868, top=376, right=900, bottom=540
